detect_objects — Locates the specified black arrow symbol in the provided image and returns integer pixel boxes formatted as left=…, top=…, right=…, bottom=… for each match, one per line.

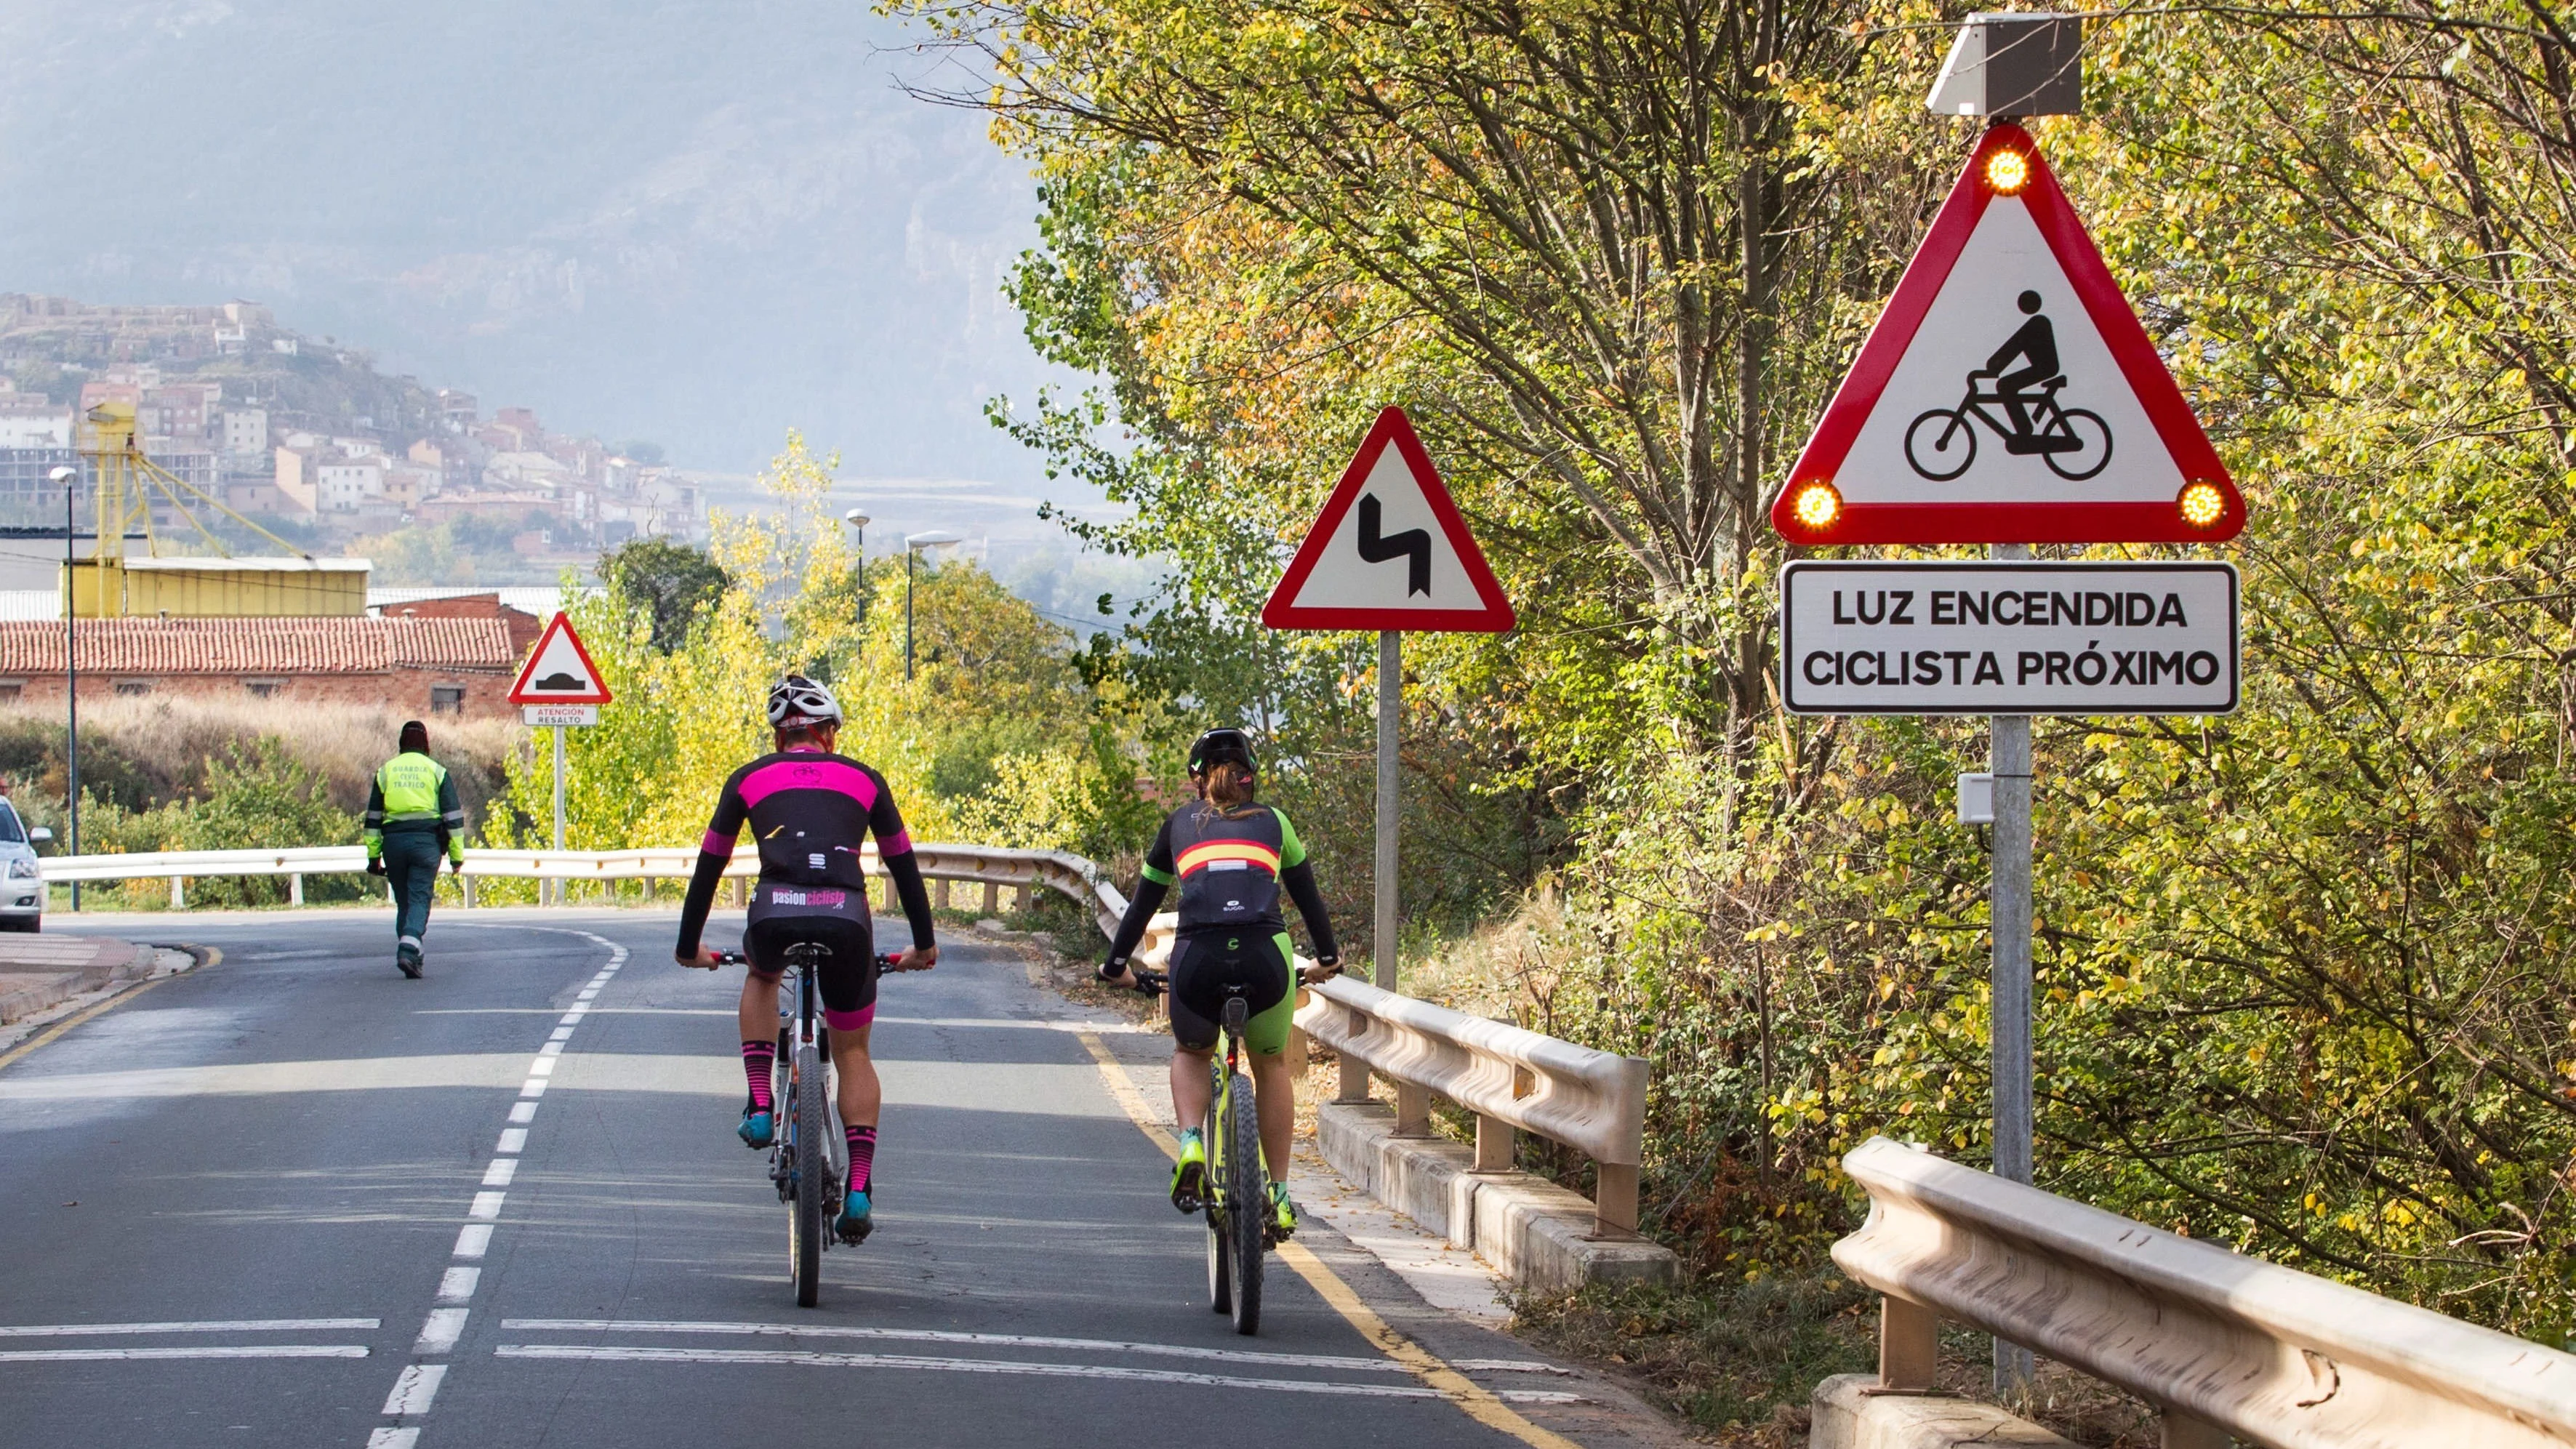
left=1357, top=494, right=1431, bottom=596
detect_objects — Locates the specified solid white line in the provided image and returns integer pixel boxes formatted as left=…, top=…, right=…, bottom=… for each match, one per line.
left=490, top=1344, right=1583, bottom=1402
left=481, top=1159, right=518, bottom=1187
left=0, top=1318, right=379, bottom=1338
left=518, top=1079, right=547, bottom=1099
left=0, top=1346, right=368, bottom=1362
left=436, top=1267, right=480, bottom=1304
left=452, top=1224, right=492, bottom=1259
left=497, top=1319, right=1566, bottom=1376
left=496, top=1128, right=527, bottom=1154
left=468, top=1192, right=505, bottom=1220
left=381, top=1362, right=446, bottom=1413
left=507, top=1101, right=537, bottom=1123
left=367, top=1429, right=421, bottom=1449
left=414, top=1309, right=468, bottom=1355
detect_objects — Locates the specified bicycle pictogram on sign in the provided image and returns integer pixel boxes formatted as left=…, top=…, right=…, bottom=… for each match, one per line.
left=1903, top=289, right=2112, bottom=483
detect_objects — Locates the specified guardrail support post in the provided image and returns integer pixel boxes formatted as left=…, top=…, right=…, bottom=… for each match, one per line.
left=2160, top=1409, right=2228, bottom=1449
left=171, top=876, right=184, bottom=910
left=936, top=878, right=952, bottom=910
left=1878, top=1294, right=1939, bottom=1392
left=1395, top=1082, right=1431, bottom=1136
left=1336, top=1045, right=1370, bottom=1104
left=288, top=872, right=302, bottom=907
left=1593, top=1162, right=1639, bottom=1236
left=1474, top=1112, right=1515, bottom=1172
left=462, top=875, right=476, bottom=909
left=982, top=880, right=998, bottom=915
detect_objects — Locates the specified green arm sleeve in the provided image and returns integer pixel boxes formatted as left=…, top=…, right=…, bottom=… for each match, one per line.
left=1275, top=808, right=1307, bottom=869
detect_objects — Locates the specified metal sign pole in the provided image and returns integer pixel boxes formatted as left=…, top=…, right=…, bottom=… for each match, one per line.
left=1375, top=629, right=1400, bottom=990
left=552, top=725, right=567, bottom=905
left=1990, top=540, right=2035, bottom=1397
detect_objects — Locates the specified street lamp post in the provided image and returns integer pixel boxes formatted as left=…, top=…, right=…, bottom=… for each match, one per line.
left=48, top=466, right=79, bottom=911
left=843, top=510, right=871, bottom=667
left=901, top=529, right=963, bottom=682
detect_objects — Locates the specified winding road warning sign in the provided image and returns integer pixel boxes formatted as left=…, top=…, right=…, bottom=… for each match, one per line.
left=508, top=611, right=613, bottom=707
left=1770, top=124, right=2244, bottom=545
left=1263, top=406, right=1515, bottom=632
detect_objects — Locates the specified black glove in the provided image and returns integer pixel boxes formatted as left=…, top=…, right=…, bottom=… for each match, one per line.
left=366, top=857, right=387, bottom=877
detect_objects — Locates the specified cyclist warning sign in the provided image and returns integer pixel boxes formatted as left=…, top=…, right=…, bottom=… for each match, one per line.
left=1770, top=124, right=2244, bottom=546
left=508, top=611, right=613, bottom=707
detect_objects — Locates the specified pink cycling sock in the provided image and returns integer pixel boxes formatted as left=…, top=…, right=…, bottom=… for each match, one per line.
left=741, top=1040, right=776, bottom=1112
left=846, top=1125, right=877, bottom=1196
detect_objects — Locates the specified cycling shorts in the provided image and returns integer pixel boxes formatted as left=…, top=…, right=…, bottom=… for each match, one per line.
left=745, top=882, right=878, bottom=1032
left=1168, top=931, right=1294, bottom=1056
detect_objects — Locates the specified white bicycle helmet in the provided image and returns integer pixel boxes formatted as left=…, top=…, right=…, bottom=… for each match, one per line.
left=767, top=674, right=842, bottom=729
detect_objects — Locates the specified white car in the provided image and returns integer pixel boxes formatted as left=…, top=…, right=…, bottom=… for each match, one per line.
left=0, top=799, right=53, bottom=931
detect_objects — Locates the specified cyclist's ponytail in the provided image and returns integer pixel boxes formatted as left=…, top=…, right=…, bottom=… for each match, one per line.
left=1204, top=760, right=1256, bottom=813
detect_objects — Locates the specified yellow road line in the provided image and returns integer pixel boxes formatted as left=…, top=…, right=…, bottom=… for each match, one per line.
left=1075, top=1029, right=1583, bottom=1449
left=0, top=947, right=214, bottom=1075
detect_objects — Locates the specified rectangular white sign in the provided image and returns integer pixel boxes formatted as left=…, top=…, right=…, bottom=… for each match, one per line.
left=521, top=705, right=599, bottom=727
left=1780, top=561, right=2238, bottom=715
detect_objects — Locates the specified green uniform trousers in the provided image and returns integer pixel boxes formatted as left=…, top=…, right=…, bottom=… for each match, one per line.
left=382, top=830, right=444, bottom=944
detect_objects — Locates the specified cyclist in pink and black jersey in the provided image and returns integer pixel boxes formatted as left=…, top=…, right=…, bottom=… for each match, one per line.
left=675, top=674, right=936, bottom=1243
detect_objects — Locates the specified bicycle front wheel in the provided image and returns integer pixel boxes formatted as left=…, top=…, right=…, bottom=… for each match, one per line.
left=1223, top=1072, right=1264, bottom=1335
left=790, top=1042, right=827, bottom=1307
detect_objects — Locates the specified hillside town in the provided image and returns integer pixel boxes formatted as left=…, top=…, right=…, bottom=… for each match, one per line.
left=0, top=294, right=703, bottom=552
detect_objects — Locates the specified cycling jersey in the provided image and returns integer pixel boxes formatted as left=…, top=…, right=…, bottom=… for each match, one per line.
left=1104, top=801, right=1336, bottom=971
left=675, top=747, right=936, bottom=960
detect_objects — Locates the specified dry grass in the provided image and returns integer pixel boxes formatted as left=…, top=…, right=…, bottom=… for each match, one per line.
left=0, top=697, right=525, bottom=819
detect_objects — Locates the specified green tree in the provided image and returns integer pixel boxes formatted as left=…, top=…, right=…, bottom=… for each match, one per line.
left=598, top=537, right=731, bottom=652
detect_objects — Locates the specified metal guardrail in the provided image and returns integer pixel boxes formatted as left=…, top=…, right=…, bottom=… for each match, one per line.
left=1835, top=1134, right=2576, bottom=1449
left=1294, top=975, right=1648, bottom=1235
left=44, top=838, right=1645, bottom=1236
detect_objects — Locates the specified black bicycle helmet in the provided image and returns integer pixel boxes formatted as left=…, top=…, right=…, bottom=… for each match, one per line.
left=767, top=674, right=842, bottom=730
left=1187, top=727, right=1257, bottom=776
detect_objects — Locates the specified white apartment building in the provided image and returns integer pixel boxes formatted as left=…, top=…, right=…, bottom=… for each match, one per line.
left=220, top=407, right=268, bottom=456
left=314, top=456, right=386, bottom=513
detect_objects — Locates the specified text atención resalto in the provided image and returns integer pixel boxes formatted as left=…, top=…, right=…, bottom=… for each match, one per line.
left=1779, top=562, right=2239, bottom=717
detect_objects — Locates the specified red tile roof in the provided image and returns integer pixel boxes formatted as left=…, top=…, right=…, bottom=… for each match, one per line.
left=0, top=617, right=518, bottom=675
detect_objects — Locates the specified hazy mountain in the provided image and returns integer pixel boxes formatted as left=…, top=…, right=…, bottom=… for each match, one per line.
left=0, top=0, right=1076, bottom=487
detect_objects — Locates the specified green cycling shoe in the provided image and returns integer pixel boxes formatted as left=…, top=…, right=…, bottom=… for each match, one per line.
left=1169, top=1128, right=1208, bottom=1211
left=1267, top=1181, right=1298, bottom=1239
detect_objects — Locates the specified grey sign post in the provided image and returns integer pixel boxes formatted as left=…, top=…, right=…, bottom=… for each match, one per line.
left=1781, top=555, right=2239, bottom=1394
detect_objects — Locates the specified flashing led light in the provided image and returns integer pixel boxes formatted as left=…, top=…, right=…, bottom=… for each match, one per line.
left=1983, top=148, right=2031, bottom=196
left=2178, top=481, right=2226, bottom=529
left=1791, top=481, right=1842, bottom=531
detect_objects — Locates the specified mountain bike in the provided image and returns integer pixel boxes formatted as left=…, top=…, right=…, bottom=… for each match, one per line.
left=1904, top=369, right=2112, bottom=482
left=1131, top=967, right=1274, bottom=1336
left=717, top=944, right=901, bottom=1308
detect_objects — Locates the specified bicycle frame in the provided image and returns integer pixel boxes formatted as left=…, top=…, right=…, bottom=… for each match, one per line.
left=1950, top=373, right=2070, bottom=443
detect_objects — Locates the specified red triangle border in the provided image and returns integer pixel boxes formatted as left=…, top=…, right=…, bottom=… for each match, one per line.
left=1770, top=124, right=2244, bottom=546
left=508, top=610, right=616, bottom=705
left=1263, top=406, right=1517, bottom=633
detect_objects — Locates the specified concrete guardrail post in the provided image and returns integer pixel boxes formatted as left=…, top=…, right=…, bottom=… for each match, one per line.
left=1474, top=1112, right=1514, bottom=1172
left=171, top=877, right=185, bottom=910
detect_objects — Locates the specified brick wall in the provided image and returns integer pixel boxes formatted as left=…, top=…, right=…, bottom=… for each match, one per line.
left=0, top=667, right=518, bottom=720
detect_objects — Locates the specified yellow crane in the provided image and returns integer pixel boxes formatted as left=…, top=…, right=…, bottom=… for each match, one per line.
left=69, top=401, right=366, bottom=617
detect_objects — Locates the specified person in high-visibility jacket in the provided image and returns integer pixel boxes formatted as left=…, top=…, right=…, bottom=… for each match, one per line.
left=366, top=720, right=466, bottom=979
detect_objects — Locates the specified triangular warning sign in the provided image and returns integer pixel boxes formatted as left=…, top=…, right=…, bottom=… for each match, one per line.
left=1771, top=124, right=2244, bottom=545
left=1262, top=406, right=1516, bottom=633
left=507, top=611, right=614, bottom=705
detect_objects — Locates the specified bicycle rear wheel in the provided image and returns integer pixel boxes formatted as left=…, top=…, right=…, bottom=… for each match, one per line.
left=1223, top=1070, right=1263, bottom=1335
left=790, top=1042, right=827, bottom=1307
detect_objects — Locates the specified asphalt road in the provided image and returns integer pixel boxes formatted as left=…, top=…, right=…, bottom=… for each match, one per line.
left=0, top=908, right=1673, bottom=1449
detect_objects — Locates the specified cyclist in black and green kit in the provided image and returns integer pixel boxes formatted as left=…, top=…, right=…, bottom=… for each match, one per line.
left=1100, top=728, right=1339, bottom=1236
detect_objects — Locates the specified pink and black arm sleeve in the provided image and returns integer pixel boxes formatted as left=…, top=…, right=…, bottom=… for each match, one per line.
left=675, top=774, right=748, bottom=958
left=869, top=768, right=936, bottom=949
